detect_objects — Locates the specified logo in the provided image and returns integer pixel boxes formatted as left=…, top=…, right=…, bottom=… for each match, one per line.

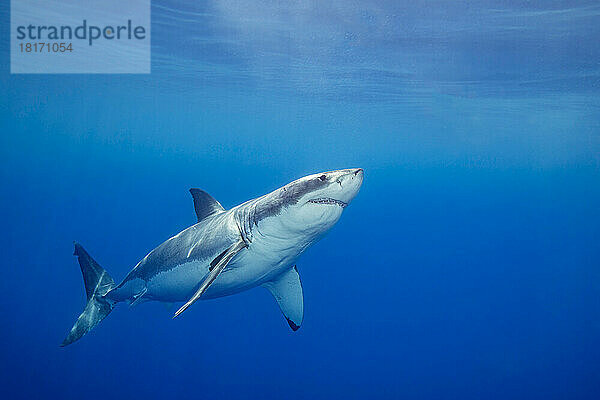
left=16, top=20, right=147, bottom=46
left=11, top=0, right=150, bottom=74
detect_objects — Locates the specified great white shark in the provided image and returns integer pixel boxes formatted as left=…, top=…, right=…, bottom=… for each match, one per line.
left=62, top=168, right=363, bottom=346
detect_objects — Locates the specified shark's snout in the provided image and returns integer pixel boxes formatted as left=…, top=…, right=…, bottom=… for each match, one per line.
left=351, top=168, right=364, bottom=181
left=328, top=168, right=363, bottom=205
left=341, top=168, right=363, bottom=188
left=342, top=168, right=365, bottom=203
left=338, top=168, right=363, bottom=182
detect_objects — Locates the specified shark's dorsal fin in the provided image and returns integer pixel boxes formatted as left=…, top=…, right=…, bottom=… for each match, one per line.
left=262, top=266, right=304, bottom=331
left=189, top=188, right=225, bottom=222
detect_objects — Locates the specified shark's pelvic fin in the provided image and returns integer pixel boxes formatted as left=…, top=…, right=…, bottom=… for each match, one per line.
left=189, top=188, right=225, bottom=222
left=263, top=266, right=304, bottom=331
left=129, top=287, right=148, bottom=307
left=173, top=239, right=247, bottom=318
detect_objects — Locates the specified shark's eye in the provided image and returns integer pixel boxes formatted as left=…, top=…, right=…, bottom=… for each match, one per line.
left=319, top=175, right=327, bottom=181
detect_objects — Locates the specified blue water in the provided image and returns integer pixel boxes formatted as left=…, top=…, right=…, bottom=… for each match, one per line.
left=1, top=1, right=599, bottom=399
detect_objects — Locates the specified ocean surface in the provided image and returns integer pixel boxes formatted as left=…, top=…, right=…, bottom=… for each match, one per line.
left=1, top=1, right=599, bottom=399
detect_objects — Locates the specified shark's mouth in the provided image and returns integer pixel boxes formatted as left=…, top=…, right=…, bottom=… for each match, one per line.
left=308, top=198, right=348, bottom=208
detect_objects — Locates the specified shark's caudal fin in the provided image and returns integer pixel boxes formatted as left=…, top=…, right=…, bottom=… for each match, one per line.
left=61, top=243, right=117, bottom=347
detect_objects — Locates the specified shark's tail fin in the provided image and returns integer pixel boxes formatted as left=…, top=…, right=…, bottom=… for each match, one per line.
left=61, top=243, right=117, bottom=347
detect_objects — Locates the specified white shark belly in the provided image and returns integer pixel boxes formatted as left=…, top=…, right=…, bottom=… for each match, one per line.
left=203, top=246, right=297, bottom=298
left=145, top=260, right=209, bottom=302
left=145, top=239, right=301, bottom=302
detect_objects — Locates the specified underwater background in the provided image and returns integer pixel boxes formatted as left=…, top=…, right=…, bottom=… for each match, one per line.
left=1, top=1, right=599, bottom=399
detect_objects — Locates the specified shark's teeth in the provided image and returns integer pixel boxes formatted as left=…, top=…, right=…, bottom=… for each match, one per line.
left=308, top=198, right=348, bottom=208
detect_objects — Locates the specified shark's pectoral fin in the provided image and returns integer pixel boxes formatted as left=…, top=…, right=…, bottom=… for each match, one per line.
left=263, top=266, right=304, bottom=331
left=173, top=239, right=247, bottom=318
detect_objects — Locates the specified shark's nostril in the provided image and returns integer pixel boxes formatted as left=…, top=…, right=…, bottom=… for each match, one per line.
left=354, top=168, right=363, bottom=176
